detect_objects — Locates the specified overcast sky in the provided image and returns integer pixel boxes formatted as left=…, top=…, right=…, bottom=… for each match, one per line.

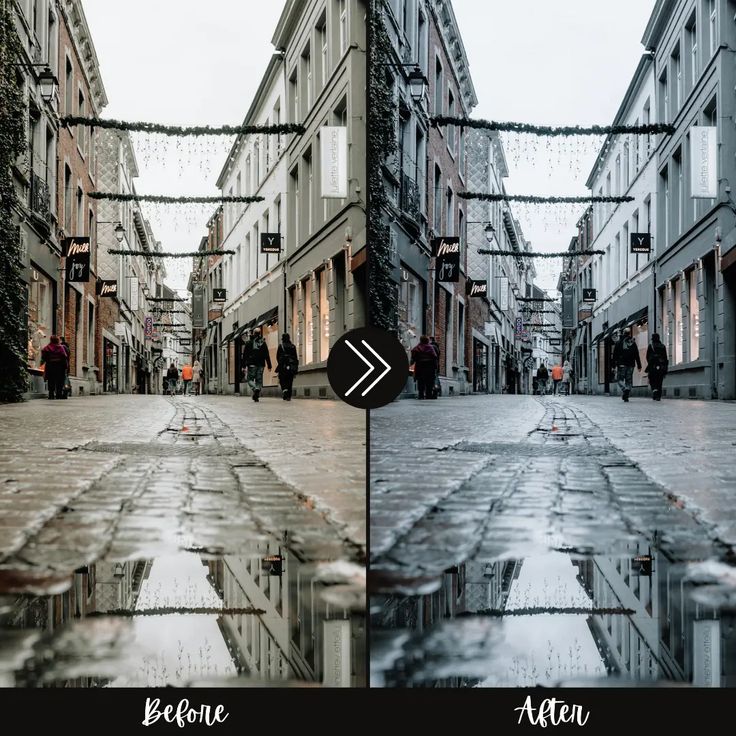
left=83, top=1, right=285, bottom=293
left=452, top=0, right=656, bottom=292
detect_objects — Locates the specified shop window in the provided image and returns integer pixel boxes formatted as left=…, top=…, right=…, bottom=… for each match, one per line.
left=304, top=278, right=313, bottom=364
left=674, top=278, right=683, bottom=364
left=263, top=321, right=279, bottom=386
left=398, top=267, right=424, bottom=357
left=689, top=269, right=700, bottom=361
left=27, top=267, right=54, bottom=370
left=318, top=268, right=329, bottom=361
left=631, top=320, right=649, bottom=387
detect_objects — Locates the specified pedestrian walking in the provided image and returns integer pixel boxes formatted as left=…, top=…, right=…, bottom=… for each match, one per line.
left=536, top=363, right=549, bottom=395
left=166, top=363, right=179, bottom=396
left=612, top=328, right=641, bottom=402
left=242, top=327, right=272, bottom=402
left=275, top=333, right=299, bottom=401
left=60, top=337, right=72, bottom=398
left=645, top=333, right=668, bottom=401
left=192, top=359, right=202, bottom=396
left=562, top=360, right=572, bottom=395
left=430, top=337, right=441, bottom=398
left=181, top=362, right=193, bottom=395
left=410, top=336, right=438, bottom=400
left=551, top=363, right=564, bottom=395
left=41, top=335, right=69, bottom=400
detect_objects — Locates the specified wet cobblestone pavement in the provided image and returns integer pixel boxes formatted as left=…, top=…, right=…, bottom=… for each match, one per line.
left=0, top=395, right=365, bottom=687
left=370, top=395, right=736, bottom=687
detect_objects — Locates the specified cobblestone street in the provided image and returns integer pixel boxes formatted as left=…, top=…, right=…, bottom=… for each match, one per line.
left=370, top=395, right=736, bottom=687
left=0, top=395, right=365, bottom=687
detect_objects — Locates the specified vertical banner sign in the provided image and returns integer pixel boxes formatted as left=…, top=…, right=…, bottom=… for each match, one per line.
left=515, top=316, right=523, bottom=335
left=693, top=620, right=721, bottom=687
left=144, top=316, right=153, bottom=339
left=192, top=283, right=205, bottom=329
left=432, top=237, right=461, bottom=283
left=320, top=126, right=348, bottom=198
left=562, top=282, right=575, bottom=328
left=322, top=620, right=351, bottom=687
left=499, top=277, right=509, bottom=311
left=130, top=278, right=139, bottom=312
left=690, top=126, right=717, bottom=198
left=63, top=237, right=91, bottom=283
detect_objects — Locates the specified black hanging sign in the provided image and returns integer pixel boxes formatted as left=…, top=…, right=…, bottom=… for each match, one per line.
left=213, top=288, right=227, bottom=303
left=97, top=279, right=118, bottom=297
left=582, top=288, right=597, bottom=303
left=630, top=232, right=651, bottom=254
left=63, top=237, right=91, bottom=283
left=261, top=554, right=283, bottom=577
left=466, top=279, right=488, bottom=297
left=260, top=233, right=281, bottom=254
left=432, top=236, right=460, bottom=283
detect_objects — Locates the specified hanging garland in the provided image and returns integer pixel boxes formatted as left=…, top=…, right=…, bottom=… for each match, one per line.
left=517, top=296, right=557, bottom=303
left=108, top=249, right=235, bottom=258
left=367, top=0, right=398, bottom=332
left=431, top=115, right=674, bottom=137
left=90, top=192, right=264, bottom=204
left=147, top=296, right=187, bottom=303
left=460, top=193, right=634, bottom=204
left=0, top=0, right=29, bottom=402
left=478, top=249, right=605, bottom=257
left=59, top=116, right=305, bottom=137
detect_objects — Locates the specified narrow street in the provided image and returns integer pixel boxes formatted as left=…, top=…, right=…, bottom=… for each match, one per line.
left=0, top=396, right=365, bottom=687
left=370, top=395, right=736, bottom=687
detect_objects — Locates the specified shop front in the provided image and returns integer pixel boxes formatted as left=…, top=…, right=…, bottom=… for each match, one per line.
left=102, top=337, right=119, bottom=393
left=472, top=336, right=488, bottom=393
left=27, top=263, right=57, bottom=394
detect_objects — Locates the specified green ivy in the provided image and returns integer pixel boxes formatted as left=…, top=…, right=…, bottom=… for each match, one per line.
left=367, top=0, right=397, bottom=332
left=0, top=0, right=29, bottom=402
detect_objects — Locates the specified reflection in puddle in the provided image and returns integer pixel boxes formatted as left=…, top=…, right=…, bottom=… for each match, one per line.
left=1, top=544, right=365, bottom=687
left=371, top=540, right=735, bottom=687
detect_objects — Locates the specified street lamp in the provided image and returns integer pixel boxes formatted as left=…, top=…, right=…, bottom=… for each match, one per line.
left=114, top=223, right=125, bottom=243
left=37, top=67, right=57, bottom=102
left=484, top=222, right=495, bottom=243
left=407, top=66, right=428, bottom=103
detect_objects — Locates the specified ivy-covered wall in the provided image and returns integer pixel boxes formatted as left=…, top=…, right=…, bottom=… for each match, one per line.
left=0, top=0, right=29, bottom=402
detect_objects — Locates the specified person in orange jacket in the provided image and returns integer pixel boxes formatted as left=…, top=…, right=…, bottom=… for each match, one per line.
left=181, top=362, right=193, bottom=395
left=550, top=363, right=564, bottom=395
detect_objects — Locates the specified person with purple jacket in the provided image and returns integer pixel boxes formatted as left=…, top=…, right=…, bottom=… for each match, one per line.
left=41, top=335, right=69, bottom=400
left=411, top=335, right=438, bottom=400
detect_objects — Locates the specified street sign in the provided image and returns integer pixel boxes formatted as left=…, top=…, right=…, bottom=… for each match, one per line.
left=432, top=237, right=460, bottom=283
left=213, top=288, right=227, bottom=303
left=630, top=232, right=651, bottom=254
left=63, top=237, right=90, bottom=283
left=260, top=233, right=281, bottom=254
left=582, top=288, right=597, bottom=303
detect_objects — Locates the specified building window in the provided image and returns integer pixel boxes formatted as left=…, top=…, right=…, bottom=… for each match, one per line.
left=339, top=0, right=348, bottom=55
left=660, top=166, right=669, bottom=247
left=254, top=141, right=260, bottom=187
left=674, top=278, right=683, bottom=364
left=433, top=164, right=442, bottom=231
left=88, top=300, right=95, bottom=367
left=302, top=43, right=312, bottom=114
left=290, top=285, right=300, bottom=361
left=319, top=268, right=329, bottom=360
left=615, top=154, right=621, bottom=194
left=319, top=14, right=328, bottom=89
left=447, top=88, right=455, bottom=154
left=671, top=44, right=681, bottom=115
left=78, top=89, right=87, bottom=155
left=64, top=56, right=73, bottom=115
left=289, top=69, right=298, bottom=125
left=28, top=266, right=54, bottom=370
left=689, top=268, right=700, bottom=361
left=658, top=69, right=668, bottom=125
left=708, top=0, right=717, bottom=56
left=623, top=142, right=630, bottom=189
left=687, top=12, right=698, bottom=87
left=398, top=267, right=424, bottom=357
left=304, top=148, right=313, bottom=236
left=76, top=187, right=83, bottom=234
left=457, top=301, right=465, bottom=367
left=434, top=56, right=443, bottom=116
left=673, top=147, right=683, bottom=236
left=446, top=186, right=453, bottom=235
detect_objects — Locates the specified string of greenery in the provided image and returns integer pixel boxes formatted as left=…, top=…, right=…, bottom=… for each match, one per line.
left=431, top=115, right=675, bottom=136
left=367, top=0, right=398, bottom=332
left=0, top=0, right=29, bottom=402
left=460, top=193, right=634, bottom=204
left=478, top=249, right=605, bottom=257
left=517, top=296, right=558, bottom=302
left=108, top=249, right=235, bottom=258
left=59, top=116, right=305, bottom=137
left=90, top=192, right=264, bottom=204
left=147, top=296, right=187, bottom=302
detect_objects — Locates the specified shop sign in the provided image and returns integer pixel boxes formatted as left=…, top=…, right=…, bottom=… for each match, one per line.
left=260, top=233, right=281, bottom=254
left=192, top=282, right=205, bottom=329
left=499, top=277, right=509, bottom=311
left=114, top=321, right=125, bottom=337
left=432, top=237, right=460, bottom=283
left=261, top=555, right=283, bottom=577
left=212, top=288, right=227, bottom=303
left=144, top=315, right=153, bottom=338
left=320, top=126, right=348, bottom=198
left=630, top=232, right=651, bottom=254
left=97, top=280, right=118, bottom=297
left=562, top=282, right=575, bottom=329
left=323, top=620, right=351, bottom=688
left=515, top=316, right=524, bottom=334
left=466, top=279, right=487, bottom=297
left=693, top=620, right=721, bottom=687
left=582, top=288, right=596, bottom=303
left=690, top=126, right=717, bottom=198
left=578, top=307, right=593, bottom=321
left=63, top=237, right=90, bottom=283
left=549, top=338, right=561, bottom=346
left=179, top=338, right=192, bottom=346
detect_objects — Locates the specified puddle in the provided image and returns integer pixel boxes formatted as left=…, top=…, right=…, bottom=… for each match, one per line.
left=1, top=548, right=365, bottom=687
left=371, top=544, right=736, bottom=687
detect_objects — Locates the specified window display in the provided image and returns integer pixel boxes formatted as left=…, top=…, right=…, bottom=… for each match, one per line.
left=398, top=267, right=424, bottom=357
left=27, top=268, right=54, bottom=371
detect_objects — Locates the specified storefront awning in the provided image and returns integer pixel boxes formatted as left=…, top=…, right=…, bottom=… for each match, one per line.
left=220, top=330, right=235, bottom=347
left=232, top=323, right=249, bottom=341
left=254, top=306, right=279, bottom=328
left=626, top=306, right=648, bottom=326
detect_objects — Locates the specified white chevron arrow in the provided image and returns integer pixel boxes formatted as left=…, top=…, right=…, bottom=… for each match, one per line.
left=343, top=340, right=391, bottom=397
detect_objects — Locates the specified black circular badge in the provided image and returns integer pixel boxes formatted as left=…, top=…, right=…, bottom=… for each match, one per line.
left=327, top=327, right=409, bottom=409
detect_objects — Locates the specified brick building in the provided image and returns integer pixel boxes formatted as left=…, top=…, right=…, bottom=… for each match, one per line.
left=425, top=0, right=476, bottom=395
left=55, top=0, right=107, bottom=396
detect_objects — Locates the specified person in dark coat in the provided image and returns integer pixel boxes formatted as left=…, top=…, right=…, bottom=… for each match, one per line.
left=612, top=327, right=642, bottom=402
left=165, top=363, right=179, bottom=394
left=645, top=332, right=668, bottom=401
left=242, top=327, right=272, bottom=402
left=411, top=336, right=438, bottom=400
left=41, top=335, right=69, bottom=400
left=536, top=363, right=549, bottom=395
left=275, top=333, right=299, bottom=401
